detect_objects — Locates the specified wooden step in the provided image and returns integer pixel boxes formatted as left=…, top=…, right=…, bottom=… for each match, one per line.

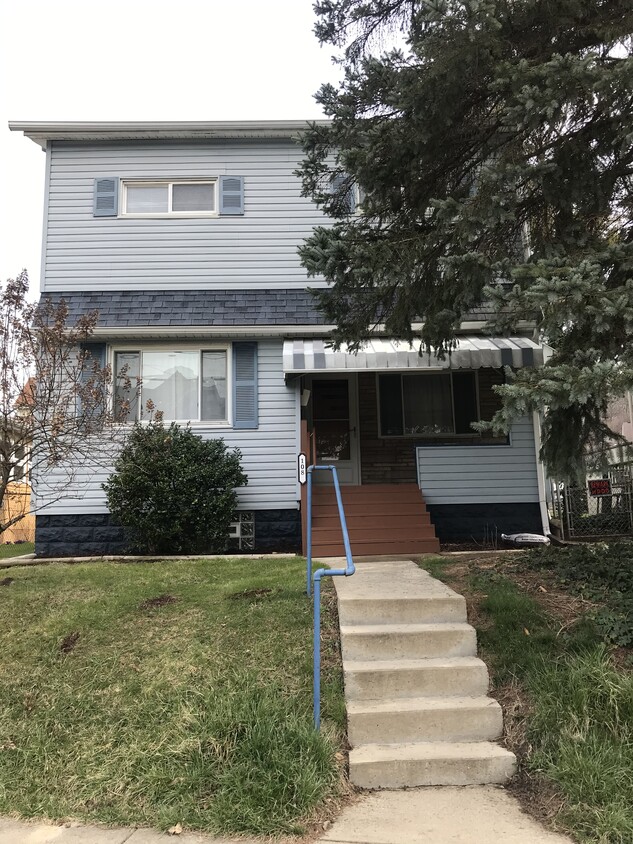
left=313, top=513, right=433, bottom=530
left=313, top=483, right=420, bottom=492
left=313, top=489, right=425, bottom=503
left=312, top=538, right=440, bottom=556
left=313, top=502, right=430, bottom=517
left=313, top=528, right=437, bottom=544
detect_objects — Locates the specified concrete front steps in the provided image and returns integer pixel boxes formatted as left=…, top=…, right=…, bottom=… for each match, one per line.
left=310, top=484, right=440, bottom=556
left=334, top=560, right=516, bottom=789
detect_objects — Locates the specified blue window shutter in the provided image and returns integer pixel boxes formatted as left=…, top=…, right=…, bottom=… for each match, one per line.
left=93, top=178, right=119, bottom=217
left=78, top=343, right=107, bottom=418
left=220, top=176, right=244, bottom=215
left=233, top=343, right=258, bottom=428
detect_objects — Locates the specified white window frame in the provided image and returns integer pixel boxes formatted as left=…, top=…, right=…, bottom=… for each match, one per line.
left=120, top=179, right=219, bottom=218
left=111, top=343, right=232, bottom=427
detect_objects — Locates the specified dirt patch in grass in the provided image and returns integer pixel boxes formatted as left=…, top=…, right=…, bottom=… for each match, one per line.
left=59, top=631, right=80, bottom=654
left=228, top=587, right=276, bottom=601
left=139, top=594, right=179, bottom=610
left=436, top=552, right=597, bottom=632
left=0, top=577, right=14, bottom=586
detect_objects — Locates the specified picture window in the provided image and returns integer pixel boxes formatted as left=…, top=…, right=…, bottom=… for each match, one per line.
left=114, top=348, right=228, bottom=423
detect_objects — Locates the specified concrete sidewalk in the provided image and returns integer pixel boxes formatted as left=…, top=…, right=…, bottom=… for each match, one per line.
left=0, top=787, right=574, bottom=844
left=322, top=787, right=574, bottom=843
left=0, top=819, right=258, bottom=844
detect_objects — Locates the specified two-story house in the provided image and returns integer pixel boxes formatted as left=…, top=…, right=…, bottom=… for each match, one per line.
left=10, top=121, right=549, bottom=557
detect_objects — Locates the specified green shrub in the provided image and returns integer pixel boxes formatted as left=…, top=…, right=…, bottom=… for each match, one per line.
left=103, top=421, right=247, bottom=554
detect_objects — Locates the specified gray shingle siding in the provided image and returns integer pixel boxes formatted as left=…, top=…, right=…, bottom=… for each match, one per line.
left=41, top=289, right=328, bottom=327
left=41, top=290, right=491, bottom=329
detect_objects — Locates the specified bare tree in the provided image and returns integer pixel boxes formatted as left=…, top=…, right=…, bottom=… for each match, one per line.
left=0, top=270, right=132, bottom=538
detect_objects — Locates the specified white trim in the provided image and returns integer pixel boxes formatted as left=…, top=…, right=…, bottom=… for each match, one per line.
left=39, top=141, right=52, bottom=294
left=532, top=410, right=550, bottom=535
left=121, top=179, right=218, bottom=218
left=294, top=380, right=302, bottom=502
left=308, top=373, right=361, bottom=485
left=72, top=322, right=539, bottom=340
left=93, top=325, right=338, bottom=340
left=9, top=120, right=332, bottom=149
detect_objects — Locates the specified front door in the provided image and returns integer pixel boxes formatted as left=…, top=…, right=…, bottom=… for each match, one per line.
left=311, top=376, right=360, bottom=485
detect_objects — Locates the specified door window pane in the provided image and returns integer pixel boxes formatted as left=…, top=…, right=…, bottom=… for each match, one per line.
left=126, top=185, right=168, bottom=213
left=201, top=351, right=227, bottom=421
left=172, top=183, right=215, bottom=212
left=141, top=351, right=199, bottom=420
left=316, top=422, right=351, bottom=461
left=313, top=379, right=349, bottom=419
left=313, top=380, right=351, bottom=461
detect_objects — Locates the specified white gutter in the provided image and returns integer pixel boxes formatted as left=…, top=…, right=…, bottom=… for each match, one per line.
left=90, top=324, right=338, bottom=340
left=89, top=320, right=536, bottom=339
left=9, top=120, right=331, bottom=149
left=532, top=411, right=551, bottom=536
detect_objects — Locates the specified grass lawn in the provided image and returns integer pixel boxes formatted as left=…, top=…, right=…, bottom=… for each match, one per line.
left=0, top=542, right=34, bottom=559
left=0, top=556, right=345, bottom=836
left=418, top=552, right=633, bottom=844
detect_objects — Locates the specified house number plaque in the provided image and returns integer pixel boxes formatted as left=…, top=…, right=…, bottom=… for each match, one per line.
left=298, top=453, right=307, bottom=485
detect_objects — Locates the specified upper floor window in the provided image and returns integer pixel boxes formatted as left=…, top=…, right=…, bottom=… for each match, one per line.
left=122, top=180, right=217, bottom=216
left=94, top=176, right=244, bottom=218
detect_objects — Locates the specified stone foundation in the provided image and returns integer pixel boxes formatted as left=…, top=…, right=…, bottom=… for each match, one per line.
left=427, top=503, right=543, bottom=544
left=253, top=509, right=302, bottom=553
left=35, top=509, right=302, bottom=557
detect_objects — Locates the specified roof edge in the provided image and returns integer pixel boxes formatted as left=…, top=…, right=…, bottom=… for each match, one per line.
left=8, top=120, right=331, bottom=149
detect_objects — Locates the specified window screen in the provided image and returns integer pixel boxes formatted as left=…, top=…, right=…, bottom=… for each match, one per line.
left=125, top=185, right=168, bottom=213
left=172, top=183, right=215, bottom=212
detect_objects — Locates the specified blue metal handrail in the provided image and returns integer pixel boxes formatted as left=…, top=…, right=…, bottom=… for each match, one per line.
left=306, top=464, right=355, bottom=730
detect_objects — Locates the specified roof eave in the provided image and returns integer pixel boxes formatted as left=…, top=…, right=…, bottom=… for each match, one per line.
left=8, top=120, right=331, bottom=150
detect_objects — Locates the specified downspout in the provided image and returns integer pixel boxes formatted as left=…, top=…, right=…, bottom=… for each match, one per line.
left=532, top=411, right=550, bottom=536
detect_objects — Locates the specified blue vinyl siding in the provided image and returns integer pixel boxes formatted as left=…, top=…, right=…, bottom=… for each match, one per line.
left=416, top=416, right=539, bottom=504
left=34, top=340, right=299, bottom=514
left=43, top=141, right=329, bottom=291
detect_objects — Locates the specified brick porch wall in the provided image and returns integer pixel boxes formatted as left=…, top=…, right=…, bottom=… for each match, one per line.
left=357, top=369, right=506, bottom=485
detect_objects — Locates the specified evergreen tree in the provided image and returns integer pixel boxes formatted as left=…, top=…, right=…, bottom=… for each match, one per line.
left=299, top=0, right=633, bottom=477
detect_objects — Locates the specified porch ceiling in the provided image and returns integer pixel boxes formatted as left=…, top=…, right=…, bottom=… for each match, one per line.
left=283, top=337, right=545, bottom=376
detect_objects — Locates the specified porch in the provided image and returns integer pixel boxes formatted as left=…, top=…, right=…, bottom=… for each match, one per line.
left=289, top=337, right=547, bottom=556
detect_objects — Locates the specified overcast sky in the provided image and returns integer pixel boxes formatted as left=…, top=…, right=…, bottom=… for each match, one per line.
left=0, top=0, right=341, bottom=296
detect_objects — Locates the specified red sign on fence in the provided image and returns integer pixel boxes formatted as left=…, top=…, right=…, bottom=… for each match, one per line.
left=588, top=479, right=612, bottom=497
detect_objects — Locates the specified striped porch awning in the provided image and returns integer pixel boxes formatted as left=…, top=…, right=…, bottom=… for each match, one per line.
left=282, top=336, right=545, bottom=376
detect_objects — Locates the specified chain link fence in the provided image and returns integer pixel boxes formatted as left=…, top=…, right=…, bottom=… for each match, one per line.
left=550, top=463, right=633, bottom=539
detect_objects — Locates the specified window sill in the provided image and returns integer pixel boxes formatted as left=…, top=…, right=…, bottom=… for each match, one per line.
left=113, top=420, right=232, bottom=428
left=414, top=439, right=511, bottom=448
left=119, top=212, right=220, bottom=219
